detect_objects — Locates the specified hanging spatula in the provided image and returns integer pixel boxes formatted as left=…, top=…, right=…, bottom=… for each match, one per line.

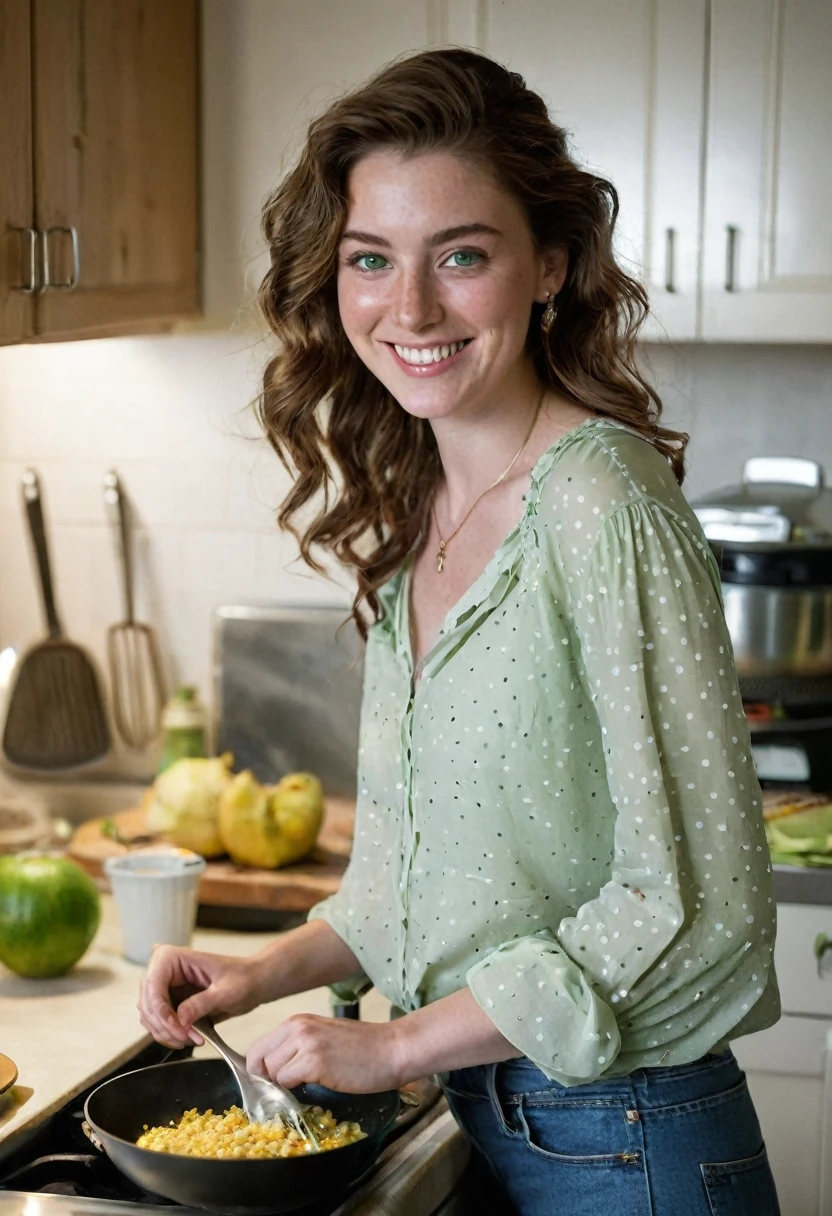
left=103, top=471, right=166, bottom=749
left=2, top=470, right=110, bottom=770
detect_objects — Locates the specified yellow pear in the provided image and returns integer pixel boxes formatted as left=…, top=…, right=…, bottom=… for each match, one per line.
left=218, top=770, right=324, bottom=869
left=144, top=754, right=234, bottom=858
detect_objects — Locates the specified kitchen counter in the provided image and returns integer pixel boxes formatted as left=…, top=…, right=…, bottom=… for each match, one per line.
left=2, top=861, right=829, bottom=1164
left=0, top=895, right=391, bottom=1160
left=774, top=862, right=832, bottom=906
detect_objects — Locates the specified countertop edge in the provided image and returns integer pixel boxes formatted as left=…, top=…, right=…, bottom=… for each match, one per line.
left=773, top=863, right=832, bottom=906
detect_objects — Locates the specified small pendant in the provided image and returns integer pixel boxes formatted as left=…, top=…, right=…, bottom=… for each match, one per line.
left=436, top=541, right=446, bottom=573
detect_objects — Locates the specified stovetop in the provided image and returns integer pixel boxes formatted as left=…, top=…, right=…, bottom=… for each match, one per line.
left=0, top=1040, right=441, bottom=1216
left=0, top=1194, right=208, bottom=1215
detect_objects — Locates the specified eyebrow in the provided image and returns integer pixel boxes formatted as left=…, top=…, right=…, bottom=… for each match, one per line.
left=340, top=223, right=502, bottom=247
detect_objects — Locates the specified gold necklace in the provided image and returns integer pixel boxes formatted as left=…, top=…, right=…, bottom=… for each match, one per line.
left=432, top=390, right=544, bottom=574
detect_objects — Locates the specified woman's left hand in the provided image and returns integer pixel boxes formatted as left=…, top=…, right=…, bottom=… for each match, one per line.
left=246, top=1013, right=406, bottom=1093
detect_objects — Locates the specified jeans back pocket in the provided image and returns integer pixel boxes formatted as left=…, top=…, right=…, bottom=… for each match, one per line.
left=701, top=1145, right=780, bottom=1215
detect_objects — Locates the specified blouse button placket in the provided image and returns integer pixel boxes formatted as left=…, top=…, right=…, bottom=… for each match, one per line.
left=396, top=670, right=418, bottom=1004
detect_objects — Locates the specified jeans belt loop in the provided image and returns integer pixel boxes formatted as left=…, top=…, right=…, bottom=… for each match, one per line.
left=485, top=1063, right=516, bottom=1138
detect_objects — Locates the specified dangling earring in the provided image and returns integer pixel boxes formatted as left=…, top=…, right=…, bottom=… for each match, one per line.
left=541, top=293, right=557, bottom=334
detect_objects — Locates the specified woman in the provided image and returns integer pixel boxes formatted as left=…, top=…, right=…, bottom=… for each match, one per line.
left=139, top=49, right=781, bottom=1214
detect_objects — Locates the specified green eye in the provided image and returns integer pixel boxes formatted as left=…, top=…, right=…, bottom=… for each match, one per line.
left=446, top=250, right=481, bottom=268
left=354, top=253, right=390, bottom=271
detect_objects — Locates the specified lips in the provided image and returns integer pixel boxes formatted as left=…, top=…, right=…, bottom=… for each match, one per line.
left=385, top=338, right=472, bottom=377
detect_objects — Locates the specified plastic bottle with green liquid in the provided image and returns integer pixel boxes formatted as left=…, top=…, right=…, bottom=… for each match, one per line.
left=157, top=686, right=207, bottom=774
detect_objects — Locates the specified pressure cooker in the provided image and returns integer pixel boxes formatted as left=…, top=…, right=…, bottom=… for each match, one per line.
left=692, top=457, right=832, bottom=694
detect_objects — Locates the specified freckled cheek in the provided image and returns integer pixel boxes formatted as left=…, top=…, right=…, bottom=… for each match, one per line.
left=337, top=276, right=390, bottom=339
left=452, top=274, right=533, bottom=337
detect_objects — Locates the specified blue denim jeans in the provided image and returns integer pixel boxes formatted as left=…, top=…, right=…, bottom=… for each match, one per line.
left=440, top=1050, right=779, bottom=1215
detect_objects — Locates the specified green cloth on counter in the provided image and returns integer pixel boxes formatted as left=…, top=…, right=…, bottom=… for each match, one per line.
left=766, top=804, right=832, bottom=861
left=309, top=418, right=780, bottom=1085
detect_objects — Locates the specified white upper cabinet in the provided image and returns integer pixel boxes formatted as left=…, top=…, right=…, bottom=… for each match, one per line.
left=468, top=0, right=706, bottom=341
left=643, top=0, right=708, bottom=341
left=201, top=0, right=445, bottom=320
left=702, top=0, right=832, bottom=341
left=203, top=0, right=832, bottom=342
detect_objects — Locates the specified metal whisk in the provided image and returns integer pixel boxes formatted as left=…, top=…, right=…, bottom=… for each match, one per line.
left=103, top=471, right=166, bottom=749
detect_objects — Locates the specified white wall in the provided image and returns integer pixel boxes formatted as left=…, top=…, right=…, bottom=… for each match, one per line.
left=0, top=332, right=353, bottom=790
left=2, top=334, right=831, bottom=728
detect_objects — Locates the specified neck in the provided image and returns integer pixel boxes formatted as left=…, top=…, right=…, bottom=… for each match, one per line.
left=430, top=362, right=544, bottom=515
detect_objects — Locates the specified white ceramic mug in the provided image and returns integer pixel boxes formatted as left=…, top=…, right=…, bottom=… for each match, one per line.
left=104, top=848, right=206, bottom=965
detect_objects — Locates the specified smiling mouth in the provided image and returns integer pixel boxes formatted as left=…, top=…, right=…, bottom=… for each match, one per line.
left=390, top=339, right=472, bottom=366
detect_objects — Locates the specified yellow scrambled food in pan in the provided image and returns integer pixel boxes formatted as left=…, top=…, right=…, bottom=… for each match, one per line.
left=136, top=1104, right=366, bottom=1159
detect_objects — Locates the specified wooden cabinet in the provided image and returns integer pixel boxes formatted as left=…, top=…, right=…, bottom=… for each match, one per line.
left=702, top=0, right=832, bottom=341
left=0, top=0, right=198, bottom=345
left=0, top=0, right=35, bottom=342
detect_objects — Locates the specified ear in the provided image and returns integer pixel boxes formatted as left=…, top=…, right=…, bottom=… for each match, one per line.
left=535, top=246, right=568, bottom=302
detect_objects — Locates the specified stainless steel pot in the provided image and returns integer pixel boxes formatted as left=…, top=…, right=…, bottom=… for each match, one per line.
left=721, top=584, right=832, bottom=676
left=693, top=457, right=832, bottom=680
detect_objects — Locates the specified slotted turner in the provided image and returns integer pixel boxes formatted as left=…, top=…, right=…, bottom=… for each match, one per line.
left=2, top=470, right=110, bottom=770
left=103, top=471, right=166, bottom=749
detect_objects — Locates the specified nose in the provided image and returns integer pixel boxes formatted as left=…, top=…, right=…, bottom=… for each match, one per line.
left=391, top=265, right=443, bottom=333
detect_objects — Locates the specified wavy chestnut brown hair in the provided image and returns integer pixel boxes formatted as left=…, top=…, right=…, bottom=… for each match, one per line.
left=257, top=48, right=687, bottom=636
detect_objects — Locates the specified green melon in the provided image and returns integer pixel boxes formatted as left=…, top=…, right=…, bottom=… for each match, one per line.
left=0, top=853, right=101, bottom=978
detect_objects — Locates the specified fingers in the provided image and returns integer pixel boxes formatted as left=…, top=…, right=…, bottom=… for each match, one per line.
left=246, top=1023, right=291, bottom=1079
left=247, top=1015, right=326, bottom=1087
left=176, top=989, right=216, bottom=1029
left=138, top=944, right=202, bottom=1047
left=265, top=1048, right=307, bottom=1090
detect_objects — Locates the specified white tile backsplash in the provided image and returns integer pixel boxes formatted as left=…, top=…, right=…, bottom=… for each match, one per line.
left=644, top=343, right=832, bottom=499
left=1, top=331, right=831, bottom=790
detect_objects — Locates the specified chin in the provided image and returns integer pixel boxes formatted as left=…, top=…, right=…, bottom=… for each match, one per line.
left=386, top=384, right=470, bottom=421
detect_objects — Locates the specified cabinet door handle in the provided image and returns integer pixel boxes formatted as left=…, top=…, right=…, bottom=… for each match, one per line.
left=664, top=228, right=676, bottom=293
left=11, top=227, right=39, bottom=293
left=41, top=226, right=80, bottom=292
left=725, top=225, right=739, bottom=292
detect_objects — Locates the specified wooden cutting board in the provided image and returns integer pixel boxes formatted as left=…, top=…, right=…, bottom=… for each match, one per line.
left=68, top=798, right=354, bottom=912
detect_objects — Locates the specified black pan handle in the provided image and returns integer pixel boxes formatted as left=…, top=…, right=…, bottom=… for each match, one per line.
left=22, top=469, right=62, bottom=639
left=333, top=1002, right=360, bottom=1020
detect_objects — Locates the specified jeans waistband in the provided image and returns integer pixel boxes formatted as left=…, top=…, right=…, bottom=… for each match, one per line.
left=441, top=1049, right=740, bottom=1110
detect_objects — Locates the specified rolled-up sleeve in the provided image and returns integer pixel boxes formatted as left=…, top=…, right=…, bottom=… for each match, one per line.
left=467, top=498, right=776, bottom=1083
left=308, top=877, right=374, bottom=1005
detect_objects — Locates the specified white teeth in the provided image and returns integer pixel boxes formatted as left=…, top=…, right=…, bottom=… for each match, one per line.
left=393, top=340, right=467, bottom=365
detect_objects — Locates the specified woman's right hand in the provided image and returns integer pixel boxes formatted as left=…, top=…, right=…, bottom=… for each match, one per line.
left=138, top=945, right=267, bottom=1048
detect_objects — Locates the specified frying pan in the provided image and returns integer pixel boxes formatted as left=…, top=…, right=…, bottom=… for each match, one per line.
left=84, top=1057, right=401, bottom=1214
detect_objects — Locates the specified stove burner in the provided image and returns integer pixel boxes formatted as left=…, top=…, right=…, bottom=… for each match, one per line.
left=1, top=1151, right=176, bottom=1204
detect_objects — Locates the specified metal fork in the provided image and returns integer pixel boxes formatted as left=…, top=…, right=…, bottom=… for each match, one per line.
left=173, top=997, right=321, bottom=1151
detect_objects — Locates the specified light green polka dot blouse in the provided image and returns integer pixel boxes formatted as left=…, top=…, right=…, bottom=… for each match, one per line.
left=309, top=416, right=781, bottom=1085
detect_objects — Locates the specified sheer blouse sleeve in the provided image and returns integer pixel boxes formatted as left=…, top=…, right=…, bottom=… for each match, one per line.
left=466, top=497, right=777, bottom=1083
